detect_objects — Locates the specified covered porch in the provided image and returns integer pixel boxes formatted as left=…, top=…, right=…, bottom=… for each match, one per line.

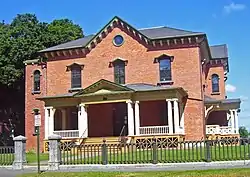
left=205, top=96, right=241, bottom=136
left=39, top=79, right=187, bottom=140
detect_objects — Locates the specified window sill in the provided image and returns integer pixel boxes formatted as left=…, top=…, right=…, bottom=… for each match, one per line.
left=157, top=81, right=174, bottom=86
left=68, top=87, right=83, bottom=93
left=32, top=90, right=41, bottom=94
left=211, top=92, right=220, bottom=95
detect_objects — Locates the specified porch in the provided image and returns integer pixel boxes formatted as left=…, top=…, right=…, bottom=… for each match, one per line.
left=47, top=99, right=185, bottom=140
left=40, top=79, right=187, bottom=141
left=205, top=96, right=241, bottom=137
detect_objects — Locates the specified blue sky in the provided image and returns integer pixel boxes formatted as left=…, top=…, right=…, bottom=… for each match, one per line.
left=1, top=0, right=249, bottom=129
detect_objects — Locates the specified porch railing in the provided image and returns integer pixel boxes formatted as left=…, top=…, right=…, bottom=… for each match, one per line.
left=220, top=126, right=234, bottom=134
left=139, top=125, right=169, bottom=135
left=206, top=125, right=235, bottom=135
left=53, top=130, right=79, bottom=138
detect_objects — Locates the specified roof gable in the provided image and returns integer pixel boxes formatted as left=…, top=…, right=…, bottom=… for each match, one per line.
left=75, top=79, right=134, bottom=96
left=39, top=16, right=204, bottom=53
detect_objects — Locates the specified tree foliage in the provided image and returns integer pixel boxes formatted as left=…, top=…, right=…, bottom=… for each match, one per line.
left=0, top=13, right=84, bottom=86
left=239, top=126, right=249, bottom=138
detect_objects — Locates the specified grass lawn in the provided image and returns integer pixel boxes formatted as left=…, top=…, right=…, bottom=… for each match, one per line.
left=18, top=168, right=250, bottom=177
left=0, top=153, right=49, bottom=165
left=26, top=153, right=49, bottom=163
left=61, top=145, right=250, bottom=164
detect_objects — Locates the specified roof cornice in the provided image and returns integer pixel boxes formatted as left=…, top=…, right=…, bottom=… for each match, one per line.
left=39, top=16, right=207, bottom=59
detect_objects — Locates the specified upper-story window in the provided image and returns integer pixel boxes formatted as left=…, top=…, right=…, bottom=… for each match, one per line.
left=113, top=59, right=125, bottom=84
left=212, top=74, right=219, bottom=93
left=154, top=54, right=174, bottom=84
left=33, top=70, right=41, bottom=92
left=159, top=59, right=172, bottom=82
left=71, top=65, right=82, bottom=89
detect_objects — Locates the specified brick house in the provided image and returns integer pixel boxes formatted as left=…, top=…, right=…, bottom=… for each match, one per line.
left=24, top=16, right=241, bottom=151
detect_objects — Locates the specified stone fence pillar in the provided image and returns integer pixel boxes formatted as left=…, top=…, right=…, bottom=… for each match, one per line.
left=48, top=134, right=62, bottom=171
left=12, top=135, right=27, bottom=170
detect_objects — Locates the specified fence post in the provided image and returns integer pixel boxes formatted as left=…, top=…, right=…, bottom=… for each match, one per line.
left=205, top=140, right=211, bottom=162
left=12, top=135, right=27, bottom=170
left=152, top=137, right=158, bottom=164
left=102, top=139, right=108, bottom=165
left=48, top=134, right=62, bottom=171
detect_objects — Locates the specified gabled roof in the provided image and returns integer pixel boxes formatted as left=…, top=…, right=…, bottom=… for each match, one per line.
left=209, top=44, right=228, bottom=59
left=39, top=16, right=204, bottom=53
left=74, top=79, right=134, bottom=96
left=139, top=26, right=203, bottom=39
left=38, top=79, right=188, bottom=100
left=40, top=35, right=95, bottom=53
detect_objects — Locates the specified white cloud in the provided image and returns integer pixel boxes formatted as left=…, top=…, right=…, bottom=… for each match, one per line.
left=240, top=95, right=249, bottom=102
left=224, top=2, right=246, bottom=14
left=225, top=84, right=236, bottom=92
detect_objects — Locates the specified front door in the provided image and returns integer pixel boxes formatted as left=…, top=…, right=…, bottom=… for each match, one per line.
left=112, top=102, right=128, bottom=136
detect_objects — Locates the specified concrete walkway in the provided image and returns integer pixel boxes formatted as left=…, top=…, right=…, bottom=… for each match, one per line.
left=1, top=160, right=250, bottom=176
left=0, top=168, right=33, bottom=177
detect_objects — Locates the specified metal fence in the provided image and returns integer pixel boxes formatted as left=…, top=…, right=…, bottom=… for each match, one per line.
left=0, top=146, right=14, bottom=165
left=60, top=138, right=250, bottom=165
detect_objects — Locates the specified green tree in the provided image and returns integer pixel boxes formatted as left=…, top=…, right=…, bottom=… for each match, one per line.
left=239, top=126, right=249, bottom=138
left=0, top=13, right=84, bottom=86
left=0, top=13, right=84, bottom=145
left=47, top=19, right=83, bottom=47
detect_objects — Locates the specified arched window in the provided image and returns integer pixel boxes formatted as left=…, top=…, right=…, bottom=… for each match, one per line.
left=71, top=65, right=82, bottom=88
left=212, top=74, right=219, bottom=93
left=33, top=70, right=41, bottom=92
left=113, top=59, right=125, bottom=84
left=154, top=54, right=174, bottom=83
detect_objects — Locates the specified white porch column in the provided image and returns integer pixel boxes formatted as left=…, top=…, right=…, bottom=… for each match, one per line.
left=227, top=111, right=231, bottom=126
left=44, top=107, right=49, bottom=139
left=45, top=106, right=55, bottom=137
left=126, top=100, right=134, bottom=136
left=134, top=101, right=140, bottom=135
left=167, top=99, right=173, bottom=134
left=234, top=109, right=239, bottom=134
left=78, top=104, right=88, bottom=138
left=173, top=99, right=180, bottom=134
left=230, top=110, right=235, bottom=134
left=179, top=103, right=185, bottom=134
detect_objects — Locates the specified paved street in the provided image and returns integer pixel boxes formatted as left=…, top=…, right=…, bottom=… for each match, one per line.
left=0, top=169, right=32, bottom=177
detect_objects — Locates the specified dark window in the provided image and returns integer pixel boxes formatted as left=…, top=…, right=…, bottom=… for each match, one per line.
left=159, top=59, right=172, bottom=82
left=212, top=74, right=219, bottom=93
left=71, top=65, right=82, bottom=88
left=114, top=60, right=125, bottom=84
left=33, top=70, right=40, bottom=92
left=113, top=35, right=124, bottom=46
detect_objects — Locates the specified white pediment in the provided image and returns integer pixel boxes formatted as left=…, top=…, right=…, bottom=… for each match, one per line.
left=94, top=89, right=113, bottom=94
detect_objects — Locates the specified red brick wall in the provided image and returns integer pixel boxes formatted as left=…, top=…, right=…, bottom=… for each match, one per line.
left=204, top=65, right=226, bottom=100
left=48, top=27, right=205, bottom=140
left=207, top=111, right=227, bottom=126
left=25, top=63, right=46, bottom=151
left=25, top=25, right=206, bottom=148
left=140, top=100, right=166, bottom=126
left=87, top=103, right=113, bottom=137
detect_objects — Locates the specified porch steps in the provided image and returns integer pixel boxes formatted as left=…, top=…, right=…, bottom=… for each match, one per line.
left=80, top=136, right=121, bottom=145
